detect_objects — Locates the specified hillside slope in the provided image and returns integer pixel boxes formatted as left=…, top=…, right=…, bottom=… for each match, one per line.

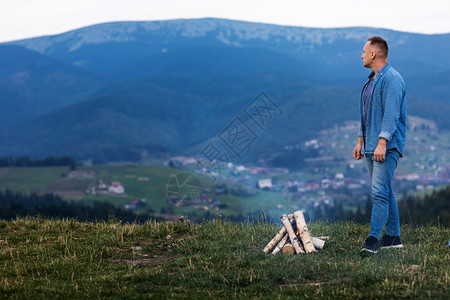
left=0, top=72, right=361, bottom=160
left=2, top=69, right=449, bottom=162
left=0, top=45, right=104, bottom=127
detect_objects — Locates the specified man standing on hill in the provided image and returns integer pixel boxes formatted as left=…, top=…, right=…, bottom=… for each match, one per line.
left=353, top=36, right=407, bottom=254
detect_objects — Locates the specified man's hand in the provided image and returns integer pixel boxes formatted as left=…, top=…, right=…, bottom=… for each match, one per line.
left=353, top=137, right=364, bottom=160
left=374, top=138, right=387, bottom=162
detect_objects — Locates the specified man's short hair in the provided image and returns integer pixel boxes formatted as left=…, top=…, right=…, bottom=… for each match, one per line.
left=368, top=36, right=388, bottom=58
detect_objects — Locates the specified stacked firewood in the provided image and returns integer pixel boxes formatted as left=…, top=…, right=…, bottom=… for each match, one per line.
left=263, top=211, right=327, bottom=255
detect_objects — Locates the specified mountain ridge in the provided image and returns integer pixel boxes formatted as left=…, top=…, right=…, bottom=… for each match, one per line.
left=8, top=18, right=450, bottom=79
left=7, top=18, right=415, bottom=53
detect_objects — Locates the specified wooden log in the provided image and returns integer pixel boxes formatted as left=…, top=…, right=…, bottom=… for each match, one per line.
left=311, top=236, right=325, bottom=250
left=271, top=234, right=289, bottom=255
left=315, top=236, right=330, bottom=240
left=287, top=213, right=306, bottom=252
left=288, top=214, right=296, bottom=231
left=281, top=214, right=304, bottom=254
left=288, top=214, right=294, bottom=222
left=263, top=226, right=286, bottom=253
left=282, top=242, right=295, bottom=255
left=293, top=211, right=316, bottom=253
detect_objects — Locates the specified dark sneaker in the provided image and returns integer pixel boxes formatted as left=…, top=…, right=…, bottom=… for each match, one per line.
left=361, top=236, right=379, bottom=253
left=380, top=235, right=403, bottom=249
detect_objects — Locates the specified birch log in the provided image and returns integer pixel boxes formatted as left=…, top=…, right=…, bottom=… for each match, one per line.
left=293, top=211, right=316, bottom=253
left=311, top=237, right=325, bottom=250
left=263, top=226, right=286, bottom=253
left=271, top=234, right=288, bottom=255
left=281, top=214, right=304, bottom=254
left=288, top=214, right=294, bottom=221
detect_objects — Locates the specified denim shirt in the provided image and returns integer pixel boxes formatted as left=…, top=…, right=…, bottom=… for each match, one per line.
left=357, top=63, right=407, bottom=156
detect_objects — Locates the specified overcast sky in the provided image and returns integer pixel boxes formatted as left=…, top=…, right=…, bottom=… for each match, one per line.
left=1, top=0, right=449, bottom=43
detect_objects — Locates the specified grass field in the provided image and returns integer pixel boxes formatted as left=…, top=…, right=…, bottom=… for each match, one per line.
left=0, top=167, right=69, bottom=193
left=0, top=165, right=294, bottom=220
left=0, top=217, right=448, bottom=299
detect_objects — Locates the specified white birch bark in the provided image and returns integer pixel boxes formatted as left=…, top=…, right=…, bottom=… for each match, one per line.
left=311, top=236, right=325, bottom=250
left=281, top=214, right=304, bottom=254
left=263, top=226, right=286, bottom=253
left=293, top=210, right=317, bottom=253
left=271, top=234, right=288, bottom=255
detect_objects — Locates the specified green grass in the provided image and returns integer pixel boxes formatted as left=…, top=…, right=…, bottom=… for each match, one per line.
left=80, top=165, right=177, bottom=203
left=0, top=218, right=448, bottom=299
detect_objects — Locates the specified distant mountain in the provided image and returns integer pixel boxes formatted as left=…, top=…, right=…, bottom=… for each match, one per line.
left=0, top=45, right=104, bottom=126
left=0, top=73, right=318, bottom=158
left=112, top=46, right=316, bottom=80
left=1, top=18, right=449, bottom=162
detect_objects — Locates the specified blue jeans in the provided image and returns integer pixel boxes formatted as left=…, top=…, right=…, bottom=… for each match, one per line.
left=365, top=150, right=400, bottom=239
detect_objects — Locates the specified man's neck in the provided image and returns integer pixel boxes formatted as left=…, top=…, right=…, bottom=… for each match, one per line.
left=371, top=61, right=388, bottom=78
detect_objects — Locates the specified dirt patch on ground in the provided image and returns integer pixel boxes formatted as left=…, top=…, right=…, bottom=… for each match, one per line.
left=279, top=278, right=346, bottom=288
left=122, top=256, right=172, bottom=266
left=109, top=244, right=180, bottom=266
left=111, top=254, right=179, bottom=266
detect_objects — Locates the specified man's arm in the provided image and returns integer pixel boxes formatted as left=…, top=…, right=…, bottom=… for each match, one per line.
left=379, top=76, right=405, bottom=142
left=353, top=137, right=364, bottom=160
left=376, top=76, right=405, bottom=162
